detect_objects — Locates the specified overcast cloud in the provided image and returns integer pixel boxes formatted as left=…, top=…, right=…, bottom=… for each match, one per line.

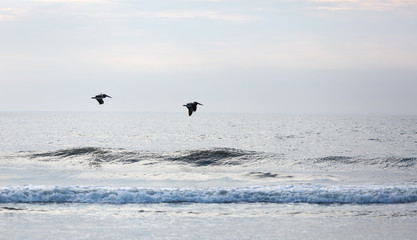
left=1, top=0, right=416, bottom=114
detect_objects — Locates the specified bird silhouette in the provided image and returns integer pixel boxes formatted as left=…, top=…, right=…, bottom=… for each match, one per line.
left=91, top=93, right=112, bottom=105
left=183, top=102, right=203, bottom=116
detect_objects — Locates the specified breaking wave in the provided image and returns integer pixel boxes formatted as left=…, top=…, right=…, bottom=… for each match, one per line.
left=1, top=185, right=416, bottom=204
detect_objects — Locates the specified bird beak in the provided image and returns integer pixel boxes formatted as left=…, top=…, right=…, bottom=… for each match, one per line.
left=197, top=102, right=203, bottom=105
left=108, top=96, right=112, bottom=98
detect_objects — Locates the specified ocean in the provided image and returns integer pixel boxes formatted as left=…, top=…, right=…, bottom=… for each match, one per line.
left=1, top=112, right=416, bottom=239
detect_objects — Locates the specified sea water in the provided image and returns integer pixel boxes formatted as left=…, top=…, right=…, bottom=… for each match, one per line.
left=0, top=112, right=416, bottom=239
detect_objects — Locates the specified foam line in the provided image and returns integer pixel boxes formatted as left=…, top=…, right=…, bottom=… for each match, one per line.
left=1, top=185, right=416, bottom=204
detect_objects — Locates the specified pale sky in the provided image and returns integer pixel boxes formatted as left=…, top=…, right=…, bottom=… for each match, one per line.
left=1, top=0, right=416, bottom=114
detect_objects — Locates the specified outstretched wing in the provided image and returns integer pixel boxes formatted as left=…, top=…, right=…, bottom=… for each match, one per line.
left=188, top=107, right=193, bottom=116
left=96, top=99, right=104, bottom=105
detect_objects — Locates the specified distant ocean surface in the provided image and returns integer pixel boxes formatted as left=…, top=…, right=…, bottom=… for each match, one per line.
left=1, top=112, right=417, bottom=239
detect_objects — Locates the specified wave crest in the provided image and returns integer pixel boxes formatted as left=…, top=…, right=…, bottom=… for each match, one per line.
left=30, top=147, right=109, bottom=158
left=17, top=148, right=417, bottom=169
left=309, top=156, right=417, bottom=169
left=25, top=147, right=260, bottom=167
left=167, top=148, right=256, bottom=166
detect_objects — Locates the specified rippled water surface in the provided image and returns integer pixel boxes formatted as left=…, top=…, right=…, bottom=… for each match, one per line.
left=1, top=112, right=416, bottom=239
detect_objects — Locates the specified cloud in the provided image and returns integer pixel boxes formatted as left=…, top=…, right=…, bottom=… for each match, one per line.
left=0, top=8, right=27, bottom=21
left=14, top=1, right=259, bottom=24
left=313, top=0, right=417, bottom=11
left=316, top=6, right=353, bottom=11
left=75, top=34, right=417, bottom=75
left=31, top=0, right=108, bottom=2
left=154, top=10, right=259, bottom=22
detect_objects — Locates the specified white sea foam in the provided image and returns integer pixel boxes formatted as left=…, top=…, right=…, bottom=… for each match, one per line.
left=1, top=185, right=416, bottom=204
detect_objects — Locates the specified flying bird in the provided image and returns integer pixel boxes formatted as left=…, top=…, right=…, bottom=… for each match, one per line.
left=92, top=93, right=112, bottom=105
left=183, top=102, right=203, bottom=116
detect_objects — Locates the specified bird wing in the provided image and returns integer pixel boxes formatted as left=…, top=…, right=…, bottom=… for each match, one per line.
left=96, top=99, right=104, bottom=104
left=188, top=107, right=193, bottom=116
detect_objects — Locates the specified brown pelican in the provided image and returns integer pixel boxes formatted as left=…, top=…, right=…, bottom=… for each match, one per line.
left=183, top=102, right=203, bottom=116
left=91, top=93, right=112, bottom=105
